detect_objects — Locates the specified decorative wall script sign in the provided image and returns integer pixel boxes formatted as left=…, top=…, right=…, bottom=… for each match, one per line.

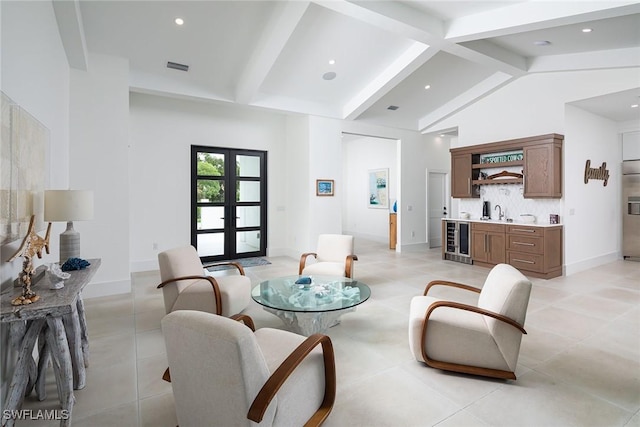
left=584, top=160, right=609, bottom=186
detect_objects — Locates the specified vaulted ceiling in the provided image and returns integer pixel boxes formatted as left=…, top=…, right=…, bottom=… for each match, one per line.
left=54, top=0, right=640, bottom=132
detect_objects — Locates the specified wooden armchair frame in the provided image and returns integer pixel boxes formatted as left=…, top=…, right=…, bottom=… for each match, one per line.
left=298, top=253, right=359, bottom=278
left=156, top=262, right=246, bottom=316
left=163, top=314, right=336, bottom=427
left=419, top=279, right=527, bottom=380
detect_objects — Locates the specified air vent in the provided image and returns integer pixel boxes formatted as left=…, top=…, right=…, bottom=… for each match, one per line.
left=387, top=105, right=399, bottom=111
left=167, top=61, right=189, bottom=72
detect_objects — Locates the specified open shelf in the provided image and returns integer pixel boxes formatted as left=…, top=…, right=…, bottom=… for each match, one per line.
left=472, top=160, right=524, bottom=169
left=473, top=178, right=523, bottom=185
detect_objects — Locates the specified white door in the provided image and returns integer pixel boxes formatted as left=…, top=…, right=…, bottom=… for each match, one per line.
left=428, top=171, right=448, bottom=248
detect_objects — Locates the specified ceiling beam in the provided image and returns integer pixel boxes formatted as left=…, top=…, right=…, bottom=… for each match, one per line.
left=446, top=40, right=528, bottom=77
left=528, top=46, right=640, bottom=73
left=52, top=0, right=88, bottom=71
left=446, top=1, right=640, bottom=42
left=343, top=42, right=433, bottom=120
left=235, top=1, right=310, bottom=105
left=314, top=0, right=445, bottom=45
left=418, top=72, right=514, bottom=132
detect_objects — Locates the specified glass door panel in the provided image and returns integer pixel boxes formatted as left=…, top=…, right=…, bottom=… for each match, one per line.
left=237, top=181, right=261, bottom=202
left=196, top=233, right=224, bottom=257
left=236, top=206, right=260, bottom=228
left=196, top=179, right=224, bottom=203
left=236, top=231, right=261, bottom=255
left=237, top=155, right=260, bottom=177
left=197, top=206, right=225, bottom=230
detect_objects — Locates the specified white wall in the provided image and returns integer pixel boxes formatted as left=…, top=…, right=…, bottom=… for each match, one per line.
left=439, top=69, right=640, bottom=148
left=69, top=53, right=131, bottom=297
left=129, top=93, right=289, bottom=270
left=307, top=116, right=344, bottom=241
left=342, top=135, right=397, bottom=243
left=284, top=115, right=311, bottom=256
left=0, top=0, right=70, bottom=405
left=435, top=68, right=640, bottom=273
left=564, top=105, right=621, bottom=273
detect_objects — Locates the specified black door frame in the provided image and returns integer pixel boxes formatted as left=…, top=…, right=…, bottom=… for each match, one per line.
left=191, top=145, right=267, bottom=262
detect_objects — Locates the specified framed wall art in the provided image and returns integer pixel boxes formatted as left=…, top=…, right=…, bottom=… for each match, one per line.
left=1, top=92, right=49, bottom=244
left=368, top=168, right=388, bottom=208
left=316, top=179, right=334, bottom=196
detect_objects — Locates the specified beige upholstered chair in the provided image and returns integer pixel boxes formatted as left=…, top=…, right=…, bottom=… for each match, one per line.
left=157, top=245, right=251, bottom=317
left=299, top=234, right=358, bottom=278
left=162, top=310, right=336, bottom=427
left=408, top=263, right=532, bottom=380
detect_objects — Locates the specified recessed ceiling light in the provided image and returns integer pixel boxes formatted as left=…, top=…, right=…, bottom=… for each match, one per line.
left=440, top=134, right=445, bottom=137
left=322, top=72, right=336, bottom=81
left=175, top=18, right=184, bottom=25
left=328, top=59, right=336, bottom=65
left=533, top=40, right=551, bottom=46
left=424, top=84, right=431, bottom=90
left=632, top=104, right=639, bottom=108
left=582, top=28, right=592, bottom=33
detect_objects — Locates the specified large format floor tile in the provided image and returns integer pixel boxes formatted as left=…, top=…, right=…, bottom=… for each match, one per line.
left=10, top=240, right=640, bottom=426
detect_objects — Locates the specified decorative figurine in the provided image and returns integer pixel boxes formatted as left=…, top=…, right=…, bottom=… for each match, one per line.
left=47, top=263, right=71, bottom=289
left=7, top=215, right=52, bottom=305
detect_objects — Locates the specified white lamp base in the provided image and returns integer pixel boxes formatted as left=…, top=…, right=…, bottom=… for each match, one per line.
left=59, top=221, right=80, bottom=263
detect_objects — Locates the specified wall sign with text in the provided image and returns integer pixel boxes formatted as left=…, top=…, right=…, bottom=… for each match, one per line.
left=584, top=160, right=610, bottom=186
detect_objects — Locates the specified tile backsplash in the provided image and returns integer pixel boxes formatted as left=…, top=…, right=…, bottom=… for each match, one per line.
left=458, top=183, right=562, bottom=224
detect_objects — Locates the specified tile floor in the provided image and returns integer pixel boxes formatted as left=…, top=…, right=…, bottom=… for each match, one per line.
left=16, top=239, right=640, bottom=426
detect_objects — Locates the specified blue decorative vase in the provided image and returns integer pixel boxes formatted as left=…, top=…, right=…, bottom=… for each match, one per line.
left=393, top=200, right=397, bottom=213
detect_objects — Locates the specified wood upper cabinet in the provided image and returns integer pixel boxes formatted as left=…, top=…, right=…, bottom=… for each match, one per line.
left=450, top=134, right=563, bottom=199
left=523, top=142, right=562, bottom=198
left=451, top=153, right=478, bottom=198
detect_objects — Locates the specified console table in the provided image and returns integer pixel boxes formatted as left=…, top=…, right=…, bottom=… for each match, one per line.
left=1, top=259, right=100, bottom=427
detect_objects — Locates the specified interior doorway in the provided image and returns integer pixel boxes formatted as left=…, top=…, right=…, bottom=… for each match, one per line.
left=427, top=170, right=449, bottom=248
left=342, top=133, right=400, bottom=248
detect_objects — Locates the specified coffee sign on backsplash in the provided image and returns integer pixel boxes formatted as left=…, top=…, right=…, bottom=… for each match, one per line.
left=584, top=160, right=610, bottom=186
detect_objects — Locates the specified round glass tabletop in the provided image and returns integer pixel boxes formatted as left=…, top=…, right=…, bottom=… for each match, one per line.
left=251, top=275, right=371, bottom=313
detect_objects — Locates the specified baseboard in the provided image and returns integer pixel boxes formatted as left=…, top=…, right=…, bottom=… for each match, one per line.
left=82, top=279, right=131, bottom=299
left=343, top=230, right=387, bottom=244
left=399, top=242, right=429, bottom=252
left=564, top=251, right=620, bottom=276
left=266, top=247, right=289, bottom=257
left=131, top=259, right=158, bottom=273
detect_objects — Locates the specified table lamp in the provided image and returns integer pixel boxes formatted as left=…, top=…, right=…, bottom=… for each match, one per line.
left=44, top=190, right=94, bottom=263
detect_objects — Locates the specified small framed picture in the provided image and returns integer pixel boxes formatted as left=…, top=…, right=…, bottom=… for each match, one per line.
left=316, top=179, right=334, bottom=196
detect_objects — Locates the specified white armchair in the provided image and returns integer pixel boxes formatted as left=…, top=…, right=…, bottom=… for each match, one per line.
left=157, top=245, right=251, bottom=317
left=408, top=263, right=532, bottom=380
left=162, top=310, right=336, bottom=426
left=299, top=234, right=358, bottom=278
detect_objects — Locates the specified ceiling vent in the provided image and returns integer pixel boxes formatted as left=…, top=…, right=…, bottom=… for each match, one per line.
left=167, top=61, right=189, bottom=72
left=387, top=105, right=399, bottom=111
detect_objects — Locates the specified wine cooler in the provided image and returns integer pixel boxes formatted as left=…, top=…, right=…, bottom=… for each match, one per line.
left=443, top=220, right=472, bottom=264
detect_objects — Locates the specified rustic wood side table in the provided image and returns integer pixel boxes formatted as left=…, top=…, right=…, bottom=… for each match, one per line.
left=1, top=259, right=101, bottom=427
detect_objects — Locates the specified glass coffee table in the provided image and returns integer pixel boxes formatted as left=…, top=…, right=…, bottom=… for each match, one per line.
left=251, top=275, right=371, bottom=336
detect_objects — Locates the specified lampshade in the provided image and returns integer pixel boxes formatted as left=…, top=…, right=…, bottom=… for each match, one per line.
left=45, top=190, right=94, bottom=222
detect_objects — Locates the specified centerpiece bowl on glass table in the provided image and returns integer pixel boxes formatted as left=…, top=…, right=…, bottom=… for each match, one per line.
left=251, top=275, right=370, bottom=336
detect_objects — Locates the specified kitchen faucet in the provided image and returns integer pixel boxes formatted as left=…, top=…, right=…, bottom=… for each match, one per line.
left=495, top=204, right=504, bottom=221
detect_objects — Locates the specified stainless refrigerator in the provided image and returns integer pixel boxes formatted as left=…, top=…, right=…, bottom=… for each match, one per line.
left=623, top=160, right=640, bottom=259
